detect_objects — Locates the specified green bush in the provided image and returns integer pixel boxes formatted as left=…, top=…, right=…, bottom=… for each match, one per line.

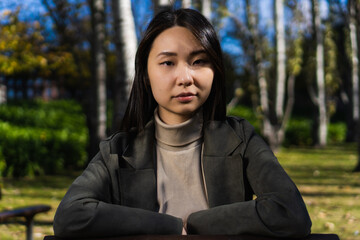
left=0, top=146, right=5, bottom=177
left=284, top=118, right=314, bottom=146
left=0, top=100, right=85, bottom=132
left=228, top=105, right=346, bottom=147
left=227, top=105, right=262, bottom=134
left=0, top=100, right=88, bottom=177
left=328, top=122, right=346, bottom=144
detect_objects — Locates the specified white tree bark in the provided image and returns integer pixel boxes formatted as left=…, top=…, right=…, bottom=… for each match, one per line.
left=119, top=0, right=137, bottom=93
left=153, top=0, right=172, bottom=14
left=111, top=0, right=137, bottom=131
left=159, top=0, right=171, bottom=5
left=275, top=0, right=286, bottom=120
left=313, top=0, right=327, bottom=146
left=202, top=0, right=212, bottom=20
left=182, top=0, right=191, bottom=8
left=92, top=0, right=107, bottom=140
left=247, top=0, right=276, bottom=148
left=349, top=0, right=359, bottom=122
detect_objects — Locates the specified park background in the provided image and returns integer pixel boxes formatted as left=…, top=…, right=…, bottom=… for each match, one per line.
left=0, top=0, right=360, bottom=239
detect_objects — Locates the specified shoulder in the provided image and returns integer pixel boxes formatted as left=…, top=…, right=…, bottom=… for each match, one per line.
left=98, top=119, right=155, bottom=160
left=224, top=116, right=255, bottom=142
left=203, top=116, right=256, bottom=155
left=99, top=130, right=135, bottom=157
left=225, top=116, right=255, bottom=131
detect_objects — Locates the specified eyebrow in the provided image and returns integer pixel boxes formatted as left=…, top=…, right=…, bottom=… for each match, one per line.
left=156, top=49, right=207, bottom=58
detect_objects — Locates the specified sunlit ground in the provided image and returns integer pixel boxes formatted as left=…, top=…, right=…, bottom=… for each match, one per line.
left=0, top=144, right=359, bottom=239
left=0, top=174, right=76, bottom=240
left=277, top=144, right=360, bottom=240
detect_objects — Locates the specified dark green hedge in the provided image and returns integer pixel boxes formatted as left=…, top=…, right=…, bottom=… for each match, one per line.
left=228, top=105, right=346, bottom=146
left=227, top=105, right=262, bottom=133
left=0, top=100, right=88, bottom=177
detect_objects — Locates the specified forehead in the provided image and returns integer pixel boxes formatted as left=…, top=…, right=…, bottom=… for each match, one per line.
left=150, top=26, right=203, bottom=55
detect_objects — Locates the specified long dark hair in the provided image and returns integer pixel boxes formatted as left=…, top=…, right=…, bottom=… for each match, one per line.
left=121, top=8, right=226, bottom=132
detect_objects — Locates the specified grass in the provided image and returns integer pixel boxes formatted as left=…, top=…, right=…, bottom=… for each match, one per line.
left=0, top=144, right=359, bottom=239
left=276, top=144, right=360, bottom=239
left=0, top=174, right=77, bottom=240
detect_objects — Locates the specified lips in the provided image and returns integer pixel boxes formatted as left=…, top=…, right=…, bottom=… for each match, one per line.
left=174, top=92, right=196, bottom=102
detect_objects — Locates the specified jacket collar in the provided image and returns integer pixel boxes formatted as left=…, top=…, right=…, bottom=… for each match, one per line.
left=121, top=118, right=242, bottom=169
left=122, top=120, right=156, bottom=169
left=203, top=120, right=243, bottom=157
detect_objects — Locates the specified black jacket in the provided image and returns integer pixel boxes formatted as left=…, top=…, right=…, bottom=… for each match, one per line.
left=53, top=117, right=311, bottom=238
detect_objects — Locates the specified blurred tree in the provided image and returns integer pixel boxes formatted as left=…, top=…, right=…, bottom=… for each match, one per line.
left=311, top=0, right=327, bottom=147
left=182, top=0, right=192, bottom=8
left=349, top=0, right=360, bottom=171
left=245, top=0, right=275, bottom=146
left=0, top=9, right=47, bottom=77
left=41, top=0, right=103, bottom=159
left=275, top=0, right=286, bottom=122
left=111, top=0, right=137, bottom=132
left=0, top=8, right=77, bottom=99
left=349, top=0, right=359, bottom=133
left=225, top=0, right=305, bottom=150
left=89, top=0, right=107, bottom=154
left=153, top=0, right=173, bottom=13
left=202, top=0, right=212, bottom=20
left=41, top=0, right=91, bottom=88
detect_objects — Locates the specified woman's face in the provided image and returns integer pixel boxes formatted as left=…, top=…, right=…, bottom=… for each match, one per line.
left=147, top=26, right=214, bottom=125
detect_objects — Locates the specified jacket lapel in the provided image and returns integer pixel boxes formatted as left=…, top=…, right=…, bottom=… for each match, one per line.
left=119, top=120, right=158, bottom=211
left=122, top=120, right=156, bottom=170
left=203, top=120, right=246, bottom=207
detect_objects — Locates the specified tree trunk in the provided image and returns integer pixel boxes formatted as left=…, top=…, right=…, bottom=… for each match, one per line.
left=350, top=0, right=360, bottom=139
left=275, top=0, right=286, bottom=120
left=182, top=0, right=191, bottom=8
left=111, top=0, right=137, bottom=132
left=201, top=0, right=211, bottom=20
left=152, top=0, right=172, bottom=14
left=90, top=0, right=107, bottom=151
left=312, top=0, right=327, bottom=147
left=350, top=0, right=360, bottom=171
left=87, top=0, right=107, bottom=159
left=246, top=0, right=278, bottom=149
left=350, top=1, right=359, bottom=124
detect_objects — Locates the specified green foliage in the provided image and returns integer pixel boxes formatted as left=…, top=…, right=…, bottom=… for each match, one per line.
left=0, top=100, right=88, bottom=177
left=0, top=8, right=87, bottom=90
left=328, top=122, right=347, bottom=144
left=284, top=118, right=314, bottom=146
left=227, top=105, right=261, bottom=133
left=0, top=146, right=6, bottom=177
left=229, top=105, right=347, bottom=147
left=0, top=9, right=47, bottom=76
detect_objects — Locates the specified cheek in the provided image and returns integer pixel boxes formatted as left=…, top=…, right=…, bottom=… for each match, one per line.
left=199, top=69, right=215, bottom=92
left=148, top=73, right=167, bottom=103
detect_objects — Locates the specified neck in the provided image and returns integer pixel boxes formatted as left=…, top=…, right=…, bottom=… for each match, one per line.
left=158, top=109, right=196, bottom=125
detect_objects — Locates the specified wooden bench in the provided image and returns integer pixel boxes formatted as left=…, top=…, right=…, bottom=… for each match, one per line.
left=0, top=204, right=51, bottom=240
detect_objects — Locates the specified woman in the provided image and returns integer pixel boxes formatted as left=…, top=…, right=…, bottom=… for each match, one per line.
left=53, top=8, right=311, bottom=238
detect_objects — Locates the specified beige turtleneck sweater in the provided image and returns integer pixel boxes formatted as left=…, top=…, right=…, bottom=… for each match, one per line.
left=154, top=109, right=208, bottom=223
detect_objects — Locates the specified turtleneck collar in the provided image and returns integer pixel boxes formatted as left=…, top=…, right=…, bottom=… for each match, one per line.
left=154, top=108, right=203, bottom=147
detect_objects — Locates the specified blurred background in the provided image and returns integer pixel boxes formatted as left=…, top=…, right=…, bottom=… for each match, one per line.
left=0, top=0, right=359, bottom=239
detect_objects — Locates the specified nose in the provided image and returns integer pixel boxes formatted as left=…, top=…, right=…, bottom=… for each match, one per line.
left=177, top=64, right=193, bottom=87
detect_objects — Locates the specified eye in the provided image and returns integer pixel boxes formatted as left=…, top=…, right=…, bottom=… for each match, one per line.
left=193, top=59, right=209, bottom=66
left=160, top=61, right=174, bottom=66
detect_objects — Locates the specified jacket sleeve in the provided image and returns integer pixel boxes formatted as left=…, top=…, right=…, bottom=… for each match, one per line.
left=187, top=120, right=312, bottom=238
left=53, top=153, right=183, bottom=238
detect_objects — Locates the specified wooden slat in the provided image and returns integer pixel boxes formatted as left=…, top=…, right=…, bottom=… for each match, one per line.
left=0, top=204, right=51, bottom=223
